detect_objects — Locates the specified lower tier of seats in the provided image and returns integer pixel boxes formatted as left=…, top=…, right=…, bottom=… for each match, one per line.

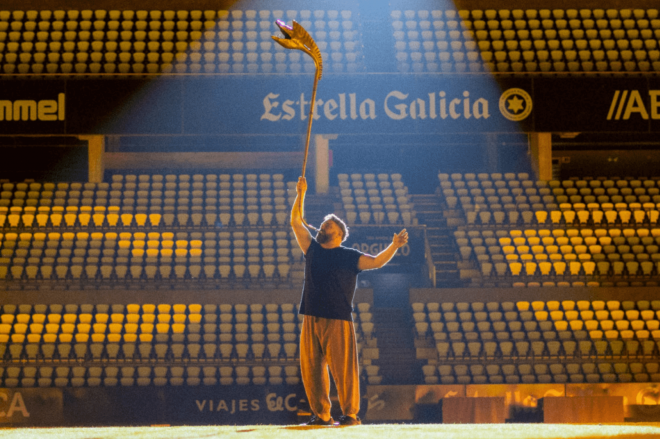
left=422, top=360, right=660, bottom=385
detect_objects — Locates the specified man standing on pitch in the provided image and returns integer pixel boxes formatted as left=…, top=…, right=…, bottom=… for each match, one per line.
left=291, top=176, right=408, bottom=427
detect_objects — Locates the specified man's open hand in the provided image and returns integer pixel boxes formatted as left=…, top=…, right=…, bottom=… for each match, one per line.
left=393, top=229, right=408, bottom=249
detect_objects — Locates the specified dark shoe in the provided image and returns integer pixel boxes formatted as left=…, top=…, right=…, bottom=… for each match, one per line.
left=303, top=414, right=334, bottom=426
left=337, top=415, right=361, bottom=426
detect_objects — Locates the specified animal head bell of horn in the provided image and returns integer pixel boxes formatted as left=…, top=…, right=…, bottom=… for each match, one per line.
left=271, top=20, right=323, bottom=79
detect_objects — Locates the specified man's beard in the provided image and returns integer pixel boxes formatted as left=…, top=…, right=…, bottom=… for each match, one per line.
left=316, top=230, right=330, bottom=244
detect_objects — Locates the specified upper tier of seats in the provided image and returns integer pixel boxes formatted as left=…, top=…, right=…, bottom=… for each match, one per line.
left=1, top=8, right=658, bottom=76
left=0, top=8, right=363, bottom=75
left=0, top=173, right=290, bottom=227
left=439, top=173, right=660, bottom=226
left=0, top=173, right=301, bottom=286
left=0, top=172, right=414, bottom=228
left=0, top=171, right=416, bottom=287
left=392, top=8, right=660, bottom=74
left=338, top=172, right=414, bottom=226
left=0, top=228, right=300, bottom=284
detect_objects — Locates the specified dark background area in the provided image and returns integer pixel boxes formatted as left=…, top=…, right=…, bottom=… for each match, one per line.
left=0, top=137, right=88, bottom=182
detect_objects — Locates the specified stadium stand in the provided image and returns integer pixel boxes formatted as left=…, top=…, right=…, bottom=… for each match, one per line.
left=414, top=298, right=660, bottom=385
left=390, top=8, right=660, bottom=74
left=0, top=300, right=378, bottom=386
left=338, top=172, right=414, bottom=226
left=0, top=8, right=364, bottom=75
left=0, top=170, right=383, bottom=389
left=439, top=173, right=660, bottom=287
left=0, top=174, right=303, bottom=287
left=2, top=7, right=659, bottom=76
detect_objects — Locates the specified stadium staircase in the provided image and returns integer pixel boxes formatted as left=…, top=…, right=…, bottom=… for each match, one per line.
left=373, top=306, right=422, bottom=385
left=410, top=194, right=463, bottom=287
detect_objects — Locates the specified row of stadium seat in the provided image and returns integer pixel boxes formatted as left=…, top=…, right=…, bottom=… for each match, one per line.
left=0, top=210, right=290, bottom=228
left=0, top=261, right=297, bottom=284
left=472, top=258, right=660, bottom=285
left=0, top=302, right=371, bottom=314
left=0, top=174, right=298, bottom=228
left=392, top=9, right=660, bottom=73
left=461, top=207, right=660, bottom=227
left=0, top=364, right=302, bottom=387
left=0, top=230, right=297, bottom=248
left=429, top=337, right=659, bottom=360
left=2, top=173, right=286, bottom=187
left=0, top=10, right=354, bottom=21
left=440, top=174, right=660, bottom=210
left=442, top=172, right=660, bottom=185
left=0, top=8, right=363, bottom=75
left=411, top=299, right=659, bottom=312
left=0, top=176, right=290, bottom=205
left=392, top=9, right=659, bottom=20
left=0, top=362, right=384, bottom=387
left=443, top=180, right=660, bottom=200
left=2, top=337, right=301, bottom=363
left=446, top=189, right=660, bottom=205
left=458, top=228, right=660, bottom=260
left=0, top=205, right=410, bottom=228
left=422, top=361, right=660, bottom=385
left=0, top=229, right=294, bottom=246
left=416, top=318, right=660, bottom=344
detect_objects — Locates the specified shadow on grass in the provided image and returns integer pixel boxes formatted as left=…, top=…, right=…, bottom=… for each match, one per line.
left=281, top=425, right=338, bottom=430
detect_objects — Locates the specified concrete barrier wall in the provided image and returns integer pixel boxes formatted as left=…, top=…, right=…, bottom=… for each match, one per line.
left=366, top=382, right=660, bottom=423
left=2, top=381, right=660, bottom=426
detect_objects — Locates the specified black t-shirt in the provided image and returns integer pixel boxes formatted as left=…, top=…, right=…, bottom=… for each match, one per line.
left=299, top=239, right=364, bottom=322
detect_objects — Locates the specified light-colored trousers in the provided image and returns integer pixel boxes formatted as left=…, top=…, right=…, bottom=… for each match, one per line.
left=300, top=315, right=360, bottom=420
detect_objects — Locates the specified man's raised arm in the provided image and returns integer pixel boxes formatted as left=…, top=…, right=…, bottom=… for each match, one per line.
left=291, top=176, right=313, bottom=255
left=358, top=229, right=408, bottom=271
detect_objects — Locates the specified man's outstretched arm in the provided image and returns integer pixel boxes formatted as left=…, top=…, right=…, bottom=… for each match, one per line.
left=357, top=229, right=409, bottom=271
left=291, top=176, right=313, bottom=255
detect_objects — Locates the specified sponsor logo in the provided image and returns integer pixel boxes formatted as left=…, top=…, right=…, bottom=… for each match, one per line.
left=194, top=393, right=298, bottom=415
left=352, top=242, right=410, bottom=256
left=636, top=386, right=660, bottom=405
left=499, top=88, right=532, bottom=121
left=384, top=91, right=490, bottom=121
left=607, top=90, right=660, bottom=120
left=368, top=393, right=386, bottom=411
left=0, top=93, right=65, bottom=122
left=0, top=391, right=30, bottom=418
left=262, top=93, right=376, bottom=121
left=195, top=399, right=260, bottom=414
left=261, top=91, right=490, bottom=122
